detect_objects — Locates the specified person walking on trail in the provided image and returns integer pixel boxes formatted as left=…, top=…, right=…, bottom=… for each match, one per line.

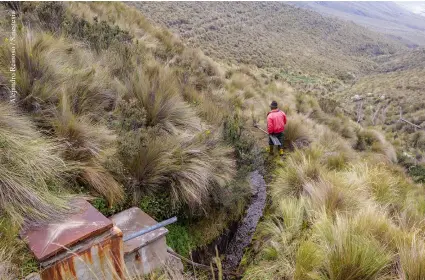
left=267, top=101, right=287, bottom=156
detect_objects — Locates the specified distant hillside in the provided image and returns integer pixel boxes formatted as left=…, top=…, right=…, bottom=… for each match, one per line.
left=327, top=48, right=425, bottom=158
left=130, top=2, right=405, bottom=77
left=289, top=1, right=425, bottom=47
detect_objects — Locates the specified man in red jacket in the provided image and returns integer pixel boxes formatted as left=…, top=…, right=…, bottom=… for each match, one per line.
left=267, top=101, right=287, bottom=156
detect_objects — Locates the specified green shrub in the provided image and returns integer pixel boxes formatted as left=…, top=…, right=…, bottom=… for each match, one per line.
left=35, top=2, right=65, bottom=33
left=166, top=224, right=195, bottom=257
left=90, top=197, right=126, bottom=217
left=63, top=14, right=132, bottom=52
left=139, top=193, right=179, bottom=221
left=409, top=164, right=425, bottom=183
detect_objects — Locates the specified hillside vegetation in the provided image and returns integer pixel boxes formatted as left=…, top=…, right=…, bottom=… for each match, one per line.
left=133, top=1, right=424, bottom=173
left=327, top=49, right=425, bottom=165
left=131, top=2, right=405, bottom=77
left=0, top=2, right=248, bottom=276
left=0, top=2, right=424, bottom=280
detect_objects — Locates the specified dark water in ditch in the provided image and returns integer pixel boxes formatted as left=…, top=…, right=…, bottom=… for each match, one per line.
left=191, top=170, right=267, bottom=274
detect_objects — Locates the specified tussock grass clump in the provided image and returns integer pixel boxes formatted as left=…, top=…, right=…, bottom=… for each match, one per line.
left=398, top=235, right=425, bottom=280
left=271, top=149, right=323, bottom=199
left=0, top=103, right=70, bottom=224
left=294, top=240, right=324, bottom=280
left=125, top=65, right=201, bottom=134
left=342, top=163, right=414, bottom=209
left=304, top=178, right=356, bottom=217
left=316, top=127, right=357, bottom=170
left=53, top=95, right=124, bottom=204
left=120, top=129, right=235, bottom=208
left=1, top=29, right=118, bottom=118
left=296, top=93, right=321, bottom=116
left=173, top=48, right=224, bottom=91
left=355, top=128, right=397, bottom=163
left=0, top=248, right=16, bottom=280
left=0, top=32, right=60, bottom=110
left=282, top=114, right=313, bottom=149
left=315, top=215, right=392, bottom=280
left=352, top=207, right=402, bottom=252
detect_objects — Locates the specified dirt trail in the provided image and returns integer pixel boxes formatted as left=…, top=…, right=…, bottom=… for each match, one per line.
left=223, top=170, right=267, bottom=270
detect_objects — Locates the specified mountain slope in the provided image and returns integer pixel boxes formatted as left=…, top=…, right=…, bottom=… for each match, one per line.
left=289, top=1, right=425, bottom=47
left=131, top=2, right=405, bottom=77
left=1, top=2, right=425, bottom=279
left=327, top=48, right=425, bottom=159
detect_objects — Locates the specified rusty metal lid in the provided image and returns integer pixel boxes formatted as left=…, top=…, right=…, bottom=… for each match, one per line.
left=20, top=199, right=113, bottom=262
left=110, top=207, right=168, bottom=254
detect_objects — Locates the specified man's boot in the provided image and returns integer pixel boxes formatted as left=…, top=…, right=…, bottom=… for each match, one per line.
left=269, top=145, right=274, bottom=155
left=279, top=146, right=283, bottom=156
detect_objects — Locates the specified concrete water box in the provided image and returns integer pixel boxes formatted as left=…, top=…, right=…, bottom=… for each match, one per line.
left=20, top=199, right=124, bottom=280
left=110, top=207, right=169, bottom=277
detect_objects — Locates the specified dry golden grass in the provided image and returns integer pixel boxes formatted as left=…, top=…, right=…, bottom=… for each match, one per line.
left=0, top=102, right=71, bottom=225
left=0, top=249, right=16, bottom=280
left=1, top=3, right=424, bottom=280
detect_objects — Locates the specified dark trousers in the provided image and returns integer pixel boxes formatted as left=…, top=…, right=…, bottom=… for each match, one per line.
left=269, top=132, right=284, bottom=148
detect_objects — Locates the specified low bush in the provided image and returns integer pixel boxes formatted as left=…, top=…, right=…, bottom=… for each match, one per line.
left=139, top=193, right=179, bottom=221
left=408, top=164, right=425, bottom=183
left=166, top=224, right=195, bottom=257
left=63, top=15, right=132, bottom=52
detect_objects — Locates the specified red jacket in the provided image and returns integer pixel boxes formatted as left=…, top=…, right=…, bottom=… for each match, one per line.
left=267, top=109, right=287, bottom=134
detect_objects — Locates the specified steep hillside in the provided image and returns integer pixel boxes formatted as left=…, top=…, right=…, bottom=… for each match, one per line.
left=1, top=2, right=425, bottom=280
left=290, top=1, right=425, bottom=47
left=131, top=2, right=405, bottom=77
left=327, top=48, right=425, bottom=162
left=0, top=2, right=250, bottom=276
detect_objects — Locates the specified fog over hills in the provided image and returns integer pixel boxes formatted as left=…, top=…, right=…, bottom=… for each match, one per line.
left=396, top=1, right=425, bottom=17
left=289, top=1, right=425, bottom=47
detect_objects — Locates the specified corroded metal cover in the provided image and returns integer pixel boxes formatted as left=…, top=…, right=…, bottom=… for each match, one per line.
left=20, top=199, right=113, bottom=262
left=110, top=207, right=168, bottom=254
left=40, top=226, right=124, bottom=280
